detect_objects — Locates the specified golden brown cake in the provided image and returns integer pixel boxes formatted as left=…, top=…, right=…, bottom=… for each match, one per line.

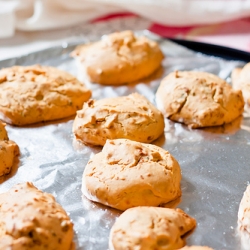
left=109, top=207, right=196, bottom=250
left=0, top=182, right=74, bottom=250
left=73, top=93, right=164, bottom=146
left=82, top=139, right=181, bottom=211
left=0, top=65, right=91, bottom=126
left=156, top=71, right=244, bottom=128
left=72, top=30, right=164, bottom=85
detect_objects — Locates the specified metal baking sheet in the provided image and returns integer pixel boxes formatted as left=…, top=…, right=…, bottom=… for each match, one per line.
left=0, top=30, right=249, bottom=250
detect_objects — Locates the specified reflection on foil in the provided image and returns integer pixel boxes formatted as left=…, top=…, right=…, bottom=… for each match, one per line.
left=0, top=29, right=249, bottom=250
left=160, top=196, right=182, bottom=209
left=141, top=65, right=164, bottom=83
left=164, top=119, right=204, bottom=145
left=72, top=138, right=102, bottom=156
left=152, top=132, right=166, bottom=147
left=201, top=115, right=243, bottom=135
left=78, top=196, right=121, bottom=249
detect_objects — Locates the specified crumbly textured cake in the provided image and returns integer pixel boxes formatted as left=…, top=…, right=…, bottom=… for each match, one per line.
left=0, top=121, right=19, bottom=176
left=82, top=139, right=181, bottom=211
left=71, top=30, right=164, bottom=85
left=0, top=65, right=91, bottom=126
left=232, top=62, right=250, bottom=105
left=156, top=71, right=244, bottom=128
left=0, top=182, right=74, bottom=250
left=109, top=207, right=196, bottom=250
left=73, top=93, right=164, bottom=146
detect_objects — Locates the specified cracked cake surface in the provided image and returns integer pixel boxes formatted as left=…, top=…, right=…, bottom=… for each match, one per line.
left=73, top=93, right=164, bottom=146
left=0, top=65, right=91, bottom=126
left=82, top=139, right=181, bottom=211
left=71, top=30, right=164, bottom=85
left=156, top=71, right=244, bottom=128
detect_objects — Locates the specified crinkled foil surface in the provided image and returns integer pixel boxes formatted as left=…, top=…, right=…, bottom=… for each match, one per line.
left=0, top=30, right=249, bottom=250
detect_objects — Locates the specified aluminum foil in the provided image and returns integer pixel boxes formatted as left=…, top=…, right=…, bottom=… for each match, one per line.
left=0, top=30, right=249, bottom=250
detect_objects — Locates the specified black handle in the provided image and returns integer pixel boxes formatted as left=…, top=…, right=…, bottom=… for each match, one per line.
left=168, top=38, right=250, bottom=62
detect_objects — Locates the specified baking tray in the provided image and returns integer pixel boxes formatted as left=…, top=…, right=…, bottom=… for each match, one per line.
left=168, top=38, right=250, bottom=62
left=0, top=31, right=250, bottom=250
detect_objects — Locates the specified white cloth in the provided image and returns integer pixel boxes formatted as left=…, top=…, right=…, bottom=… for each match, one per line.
left=1, top=0, right=250, bottom=38
left=0, top=16, right=151, bottom=60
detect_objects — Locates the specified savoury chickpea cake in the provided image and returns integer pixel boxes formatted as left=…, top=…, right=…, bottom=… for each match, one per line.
left=0, top=65, right=91, bottom=126
left=72, top=30, right=164, bottom=85
left=73, top=93, right=164, bottom=146
left=156, top=71, right=244, bottom=128
left=109, top=207, right=196, bottom=250
left=82, top=139, right=181, bottom=211
left=0, top=182, right=74, bottom=250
